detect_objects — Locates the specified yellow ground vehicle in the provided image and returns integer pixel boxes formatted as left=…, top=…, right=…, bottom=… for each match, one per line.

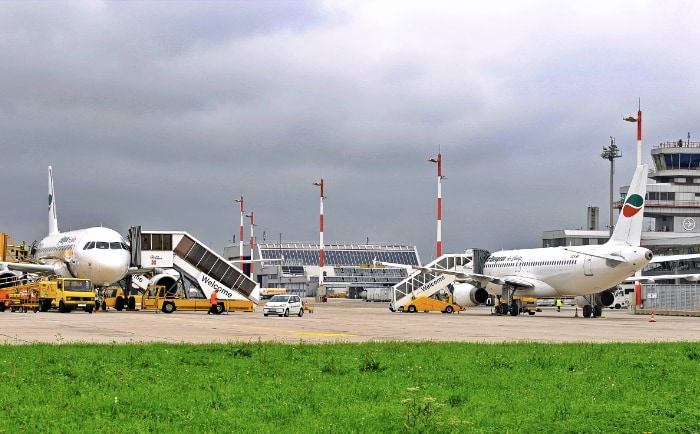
left=494, top=296, right=541, bottom=316
left=140, top=285, right=254, bottom=314
left=400, top=295, right=462, bottom=314
left=37, top=277, right=95, bottom=313
left=99, top=287, right=140, bottom=311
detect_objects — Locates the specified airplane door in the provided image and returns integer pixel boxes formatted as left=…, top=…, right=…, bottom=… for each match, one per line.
left=583, top=256, right=593, bottom=276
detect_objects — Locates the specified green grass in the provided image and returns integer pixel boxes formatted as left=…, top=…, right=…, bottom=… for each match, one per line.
left=0, top=341, right=698, bottom=433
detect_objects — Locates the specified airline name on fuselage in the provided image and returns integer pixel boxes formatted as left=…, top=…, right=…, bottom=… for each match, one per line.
left=486, top=253, right=580, bottom=263
left=58, top=236, right=77, bottom=245
left=200, top=275, right=233, bottom=298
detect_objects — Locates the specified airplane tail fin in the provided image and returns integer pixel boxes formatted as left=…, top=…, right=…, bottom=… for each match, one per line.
left=607, top=164, right=648, bottom=246
left=48, top=166, right=58, bottom=235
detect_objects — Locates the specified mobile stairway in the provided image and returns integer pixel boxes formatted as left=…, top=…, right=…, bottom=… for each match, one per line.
left=129, top=227, right=259, bottom=303
left=389, top=249, right=488, bottom=312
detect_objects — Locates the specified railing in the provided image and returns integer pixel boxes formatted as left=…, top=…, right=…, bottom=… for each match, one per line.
left=642, top=284, right=700, bottom=312
left=615, top=200, right=700, bottom=209
left=654, top=140, right=700, bottom=149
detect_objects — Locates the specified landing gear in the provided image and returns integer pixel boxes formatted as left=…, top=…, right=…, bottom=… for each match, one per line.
left=582, top=304, right=603, bottom=318
left=494, top=285, right=521, bottom=316
left=583, top=304, right=593, bottom=318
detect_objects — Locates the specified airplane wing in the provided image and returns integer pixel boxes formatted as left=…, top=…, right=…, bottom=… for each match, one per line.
left=411, top=266, right=533, bottom=288
left=1, top=261, right=57, bottom=274
left=649, top=253, right=700, bottom=263
left=623, top=274, right=700, bottom=284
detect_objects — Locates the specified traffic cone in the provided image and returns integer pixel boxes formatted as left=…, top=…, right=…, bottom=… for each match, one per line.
left=649, top=311, right=656, bottom=322
left=574, top=307, right=579, bottom=317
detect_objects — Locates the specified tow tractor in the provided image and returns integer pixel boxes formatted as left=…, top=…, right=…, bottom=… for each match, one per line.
left=399, top=293, right=462, bottom=314
left=140, top=285, right=255, bottom=314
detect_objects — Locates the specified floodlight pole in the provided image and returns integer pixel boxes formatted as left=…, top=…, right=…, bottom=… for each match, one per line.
left=428, top=152, right=444, bottom=258
left=623, top=99, right=642, bottom=166
left=235, top=196, right=244, bottom=267
left=245, top=211, right=255, bottom=276
left=601, top=138, right=622, bottom=237
left=313, top=179, right=325, bottom=290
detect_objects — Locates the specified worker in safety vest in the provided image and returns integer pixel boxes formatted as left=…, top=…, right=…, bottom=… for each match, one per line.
left=208, top=289, right=219, bottom=315
left=556, top=298, right=563, bottom=312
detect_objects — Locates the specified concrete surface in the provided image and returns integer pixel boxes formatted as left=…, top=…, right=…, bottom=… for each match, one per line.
left=1, top=299, right=698, bottom=345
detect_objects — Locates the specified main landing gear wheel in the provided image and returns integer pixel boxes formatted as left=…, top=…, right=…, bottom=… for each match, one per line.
left=510, top=302, right=520, bottom=317
left=593, top=305, right=603, bottom=317
left=583, top=305, right=593, bottom=318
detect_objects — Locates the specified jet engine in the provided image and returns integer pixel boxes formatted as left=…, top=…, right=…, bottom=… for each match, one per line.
left=452, top=283, right=489, bottom=307
left=575, top=290, right=614, bottom=308
left=148, top=269, right=180, bottom=295
left=0, top=270, right=19, bottom=289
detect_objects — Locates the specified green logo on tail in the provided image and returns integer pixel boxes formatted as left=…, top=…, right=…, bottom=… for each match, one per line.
left=622, top=194, right=644, bottom=217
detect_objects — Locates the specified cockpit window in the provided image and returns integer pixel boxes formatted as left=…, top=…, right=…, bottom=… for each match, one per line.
left=83, top=241, right=130, bottom=250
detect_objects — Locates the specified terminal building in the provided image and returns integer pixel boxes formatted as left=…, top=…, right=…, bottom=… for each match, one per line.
left=223, top=242, right=420, bottom=299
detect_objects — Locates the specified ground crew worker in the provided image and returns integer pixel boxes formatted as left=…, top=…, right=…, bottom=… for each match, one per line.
left=556, top=298, right=563, bottom=312
left=208, top=289, right=219, bottom=315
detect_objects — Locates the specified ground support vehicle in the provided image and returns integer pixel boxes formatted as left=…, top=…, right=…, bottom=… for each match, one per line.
left=0, top=285, right=40, bottom=313
left=0, top=276, right=94, bottom=313
left=37, top=277, right=95, bottom=313
left=400, top=295, right=462, bottom=313
left=97, top=287, right=140, bottom=311
left=494, top=296, right=541, bottom=316
left=140, top=285, right=254, bottom=314
left=262, top=294, right=304, bottom=317
left=260, top=288, right=287, bottom=300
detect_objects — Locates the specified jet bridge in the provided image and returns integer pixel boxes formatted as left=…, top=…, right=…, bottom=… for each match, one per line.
left=389, top=249, right=488, bottom=312
left=132, top=229, right=259, bottom=303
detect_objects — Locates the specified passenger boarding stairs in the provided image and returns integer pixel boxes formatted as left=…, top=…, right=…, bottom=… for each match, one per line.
left=130, top=227, right=259, bottom=303
left=390, top=249, right=486, bottom=312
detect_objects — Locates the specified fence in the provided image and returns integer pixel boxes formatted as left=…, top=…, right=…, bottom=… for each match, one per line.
left=642, top=284, right=700, bottom=313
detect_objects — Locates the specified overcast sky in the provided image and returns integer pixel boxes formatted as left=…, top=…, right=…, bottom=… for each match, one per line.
left=2, top=1, right=699, bottom=263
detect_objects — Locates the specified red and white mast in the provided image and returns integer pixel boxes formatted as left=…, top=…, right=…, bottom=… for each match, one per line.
left=245, top=211, right=255, bottom=276
left=429, top=152, right=443, bottom=258
left=234, top=196, right=244, bottom=267
left=313, top=179, right=325, bottom=288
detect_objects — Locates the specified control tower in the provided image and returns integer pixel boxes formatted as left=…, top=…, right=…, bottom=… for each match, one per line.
left=639, top=136, right=700, bottom=233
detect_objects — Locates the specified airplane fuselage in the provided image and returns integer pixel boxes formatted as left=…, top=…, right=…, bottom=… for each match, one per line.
left=34, top=227, right=131, bottom=287
left=482, top=244, right=652, bottom=298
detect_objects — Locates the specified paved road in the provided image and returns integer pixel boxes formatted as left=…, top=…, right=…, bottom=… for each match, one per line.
left=1, top=299, right=698, bottom=344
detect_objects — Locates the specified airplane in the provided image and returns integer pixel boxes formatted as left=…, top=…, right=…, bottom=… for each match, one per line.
left=416, top=164, right=653, bottom=318
left=0, top=166, right=131, bottom=288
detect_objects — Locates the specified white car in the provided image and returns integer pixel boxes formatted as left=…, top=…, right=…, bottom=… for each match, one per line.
left=263, top=294, right=304, bottom=317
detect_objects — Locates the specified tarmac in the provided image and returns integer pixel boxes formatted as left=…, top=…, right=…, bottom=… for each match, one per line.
left=1, top=298, right=698, bottom=345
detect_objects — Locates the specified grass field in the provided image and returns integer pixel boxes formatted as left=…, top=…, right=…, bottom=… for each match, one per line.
left=1, top=340, right=698, bottom=433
